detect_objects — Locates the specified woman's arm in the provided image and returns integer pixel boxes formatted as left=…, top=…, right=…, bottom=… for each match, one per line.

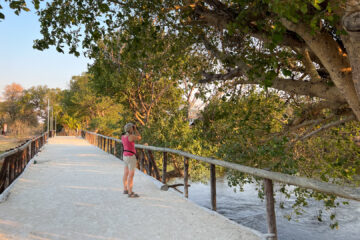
left=129, top=126, right=142, bottom=142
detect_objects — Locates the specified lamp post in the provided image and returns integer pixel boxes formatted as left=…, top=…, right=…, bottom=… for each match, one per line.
left=55, top=114, right=57, bottom=136
left=47, top=99, right=50, bottom=133
left=51, top=106, right=54, bottom=132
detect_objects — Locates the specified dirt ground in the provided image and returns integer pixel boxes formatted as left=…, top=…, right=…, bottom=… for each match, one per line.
left=0, top=136, right=34, bottom=170
left=0, top=136, right=27, bottom=154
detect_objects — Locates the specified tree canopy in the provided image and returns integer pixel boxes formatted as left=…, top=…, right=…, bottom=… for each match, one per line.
left=2, top=0, right=359, bottom=135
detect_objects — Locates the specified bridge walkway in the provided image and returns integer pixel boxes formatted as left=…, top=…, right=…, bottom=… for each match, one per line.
left=0, top=136, right=261, bottom=240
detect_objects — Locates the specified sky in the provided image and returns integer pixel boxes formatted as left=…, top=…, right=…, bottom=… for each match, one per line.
left=0, top=5, right=91, bottom=96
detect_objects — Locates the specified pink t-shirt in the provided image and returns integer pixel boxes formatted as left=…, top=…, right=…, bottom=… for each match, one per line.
left=122, top=135, right=136, bottom=156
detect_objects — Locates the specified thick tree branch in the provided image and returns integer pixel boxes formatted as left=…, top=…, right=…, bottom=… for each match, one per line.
left=302, top=48, right=322, bottom=83
left=281, top=18, right=360, bottom=120
left=271, top=79, right=346, bottom=104
left=201, top=70, right=346, bottom=104
left=200, top=68, right=245, bottom=83
left=193, top=2, right=235, bottom=30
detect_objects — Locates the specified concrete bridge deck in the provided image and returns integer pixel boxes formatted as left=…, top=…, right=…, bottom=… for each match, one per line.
left=0, top=136, right=262, bottom=240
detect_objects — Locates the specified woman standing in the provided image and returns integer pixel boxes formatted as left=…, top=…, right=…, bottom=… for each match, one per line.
left=122, top=123, right=141, bottom=198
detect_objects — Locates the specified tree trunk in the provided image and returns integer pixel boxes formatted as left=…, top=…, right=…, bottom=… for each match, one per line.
left=281, top=19, right=360, bottom=120
left=343, top=2, right=360, bottom=109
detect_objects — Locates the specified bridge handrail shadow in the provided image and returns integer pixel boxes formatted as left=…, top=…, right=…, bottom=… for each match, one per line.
left=0, top=131, right=54, bottom=195
left=82, top=130, right=360, bottom=240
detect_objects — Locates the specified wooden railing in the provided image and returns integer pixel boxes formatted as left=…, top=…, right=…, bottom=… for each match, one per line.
left=82, top=130, right=360, bottom=240
left=0, top=132, right=50, bottom=195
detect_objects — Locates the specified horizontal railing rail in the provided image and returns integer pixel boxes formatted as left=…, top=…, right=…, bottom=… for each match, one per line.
left=0, top=132, right=50, bottom=195
left=81, top=130, right=360, bottom=240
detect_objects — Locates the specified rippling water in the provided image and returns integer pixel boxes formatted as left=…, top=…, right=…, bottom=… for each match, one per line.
left=170, top=178, right=360, bottom=240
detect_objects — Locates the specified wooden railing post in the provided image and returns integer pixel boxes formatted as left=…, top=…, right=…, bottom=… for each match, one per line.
left=210, top=164, right=216, bottom=211
left=4, top=159, right=10, bottom=189
left=139, top=150, right=144, bottom=172
left=162, top=152, right=167, bottom=184
left=10, top=156, right=15, bottom=182
left=120, top=142, right=124, bottom=160
left=148, top=151, right=160, bottom=180
left=146, top=150, right=153, bottom=176
left=184, top=157, right=189, bottom=198
left=27, top=145, right=31, bottom=163
left=264, top=178, right=277, bottom=240
left=113, top=140, right=115, bottom=155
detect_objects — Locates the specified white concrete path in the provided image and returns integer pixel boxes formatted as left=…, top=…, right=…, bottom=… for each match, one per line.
left=0, top=137, right=262, bottom=240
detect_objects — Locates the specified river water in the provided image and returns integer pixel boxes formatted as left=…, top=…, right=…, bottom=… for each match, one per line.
left=170, top=177, right=360, bottom=240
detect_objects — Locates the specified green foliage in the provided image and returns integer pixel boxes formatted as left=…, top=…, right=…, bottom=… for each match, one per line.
left=295, top=121, right=360, bottom=183
left=195, top=88, right=360, bottom=227
left=61, top=74, right=124, bottom=135
left=198, top=89, right=289, bottom=169
left=58, top=113, right=80, bottom=131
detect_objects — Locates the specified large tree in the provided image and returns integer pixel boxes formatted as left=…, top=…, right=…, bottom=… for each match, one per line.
left=4, top=0, right=359, bottom=134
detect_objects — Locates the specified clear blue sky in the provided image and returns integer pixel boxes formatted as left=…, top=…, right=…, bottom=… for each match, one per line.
left=0, top=5, right=91, bottom=95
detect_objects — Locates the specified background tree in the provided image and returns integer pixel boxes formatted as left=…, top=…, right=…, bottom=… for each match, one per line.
left=61, top=74, right=124, bottom=135
left=1, top=83, right=40, bottom=136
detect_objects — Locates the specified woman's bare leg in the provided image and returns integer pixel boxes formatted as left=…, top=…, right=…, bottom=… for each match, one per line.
left=123, top=166, right=129, bottom=191
left=127, top=169, right=135, bottom=194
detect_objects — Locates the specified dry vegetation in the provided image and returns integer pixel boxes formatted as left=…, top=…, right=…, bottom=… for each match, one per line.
left=0, top=136, right=31, bottom=169
left=0, top=136, right=29, bottom=153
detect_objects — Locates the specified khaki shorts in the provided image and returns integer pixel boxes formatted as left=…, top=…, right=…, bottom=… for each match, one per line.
left=123, top=155, right=137, bottom=171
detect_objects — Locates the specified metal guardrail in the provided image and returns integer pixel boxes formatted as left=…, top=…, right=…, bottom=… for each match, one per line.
left=0, top=131, right=52, bottom=194
left=81, top=130, right=360, bottom=240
